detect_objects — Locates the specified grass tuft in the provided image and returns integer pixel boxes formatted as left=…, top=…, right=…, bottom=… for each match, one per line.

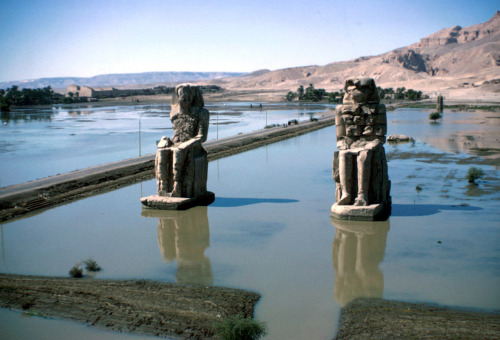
left=466, top=166, right=484, bottom=184
left=69, top=264, right=83, bottom=278
left=213, top=315, right=267, bottom=340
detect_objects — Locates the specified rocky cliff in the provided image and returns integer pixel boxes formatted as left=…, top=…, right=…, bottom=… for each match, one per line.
left=213, top=12, right=500, bottom=96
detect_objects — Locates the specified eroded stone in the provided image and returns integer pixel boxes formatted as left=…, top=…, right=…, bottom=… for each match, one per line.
left=141, top=85, right=214, bottom=210
left=332, top=78, right=391, bottom=220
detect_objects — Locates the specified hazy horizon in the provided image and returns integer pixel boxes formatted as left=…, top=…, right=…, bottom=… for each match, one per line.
left=0, top=0, right=498, bottom=83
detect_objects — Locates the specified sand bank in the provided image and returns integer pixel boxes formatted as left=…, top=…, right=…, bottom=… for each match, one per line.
left=0, top=273, right=259, bottom=339
left=336, top=298, right=500, bottom=339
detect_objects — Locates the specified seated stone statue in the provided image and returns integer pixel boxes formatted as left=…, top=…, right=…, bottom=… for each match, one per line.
left=332, top=78, right=391, bottom=220
left=156, top=84, right=209, bottom=198
left=141, top=84, right=214, bottom=210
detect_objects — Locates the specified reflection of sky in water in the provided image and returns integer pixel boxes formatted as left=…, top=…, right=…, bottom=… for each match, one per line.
left=0, top=103, right=334, bottom=187
left=387, top=108, right=500, bottom=161
left=0, top=124, right=499, bottom=339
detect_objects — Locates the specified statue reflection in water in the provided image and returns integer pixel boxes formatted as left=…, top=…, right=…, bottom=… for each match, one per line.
left=142, top=206, right=212, bottom=285
left=331, top=218, right=389, bottom=306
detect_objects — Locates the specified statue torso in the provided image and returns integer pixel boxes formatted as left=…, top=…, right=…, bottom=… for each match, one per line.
left=172, top=113, right=200, bottom=143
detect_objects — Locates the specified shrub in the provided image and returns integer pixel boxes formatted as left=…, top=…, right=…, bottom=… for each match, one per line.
left=467, top=167, right=484, bottom=184
left=69, top=264, right=83, bottom=278
left=84, top=258, right=102, bottom=272
left=214, top=315, right=267, bottom=340
left=429, top=112, right=442, bottom=122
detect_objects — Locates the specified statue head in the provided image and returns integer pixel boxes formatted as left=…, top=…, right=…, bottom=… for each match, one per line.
left=343, top=78, right=379, bottom=105
left=171, top=84, right=204, bottom=113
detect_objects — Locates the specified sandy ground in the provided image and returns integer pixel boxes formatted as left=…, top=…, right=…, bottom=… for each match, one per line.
left=335, top=298, right=500, bottom=339
left=95, top=87, right=500, bottom=105
left=0, top=274, right=259, bottom=339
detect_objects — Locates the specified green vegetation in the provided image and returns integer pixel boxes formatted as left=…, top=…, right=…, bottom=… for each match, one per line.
left=0, top=86, right=66, bottom=110
left=286, top=84, right=340, bottom=102
left=69, top=258, right=102, bottom=277
left=285, top=91, right=295, bottom=101
left=214, top=315, right=267, bottom=340
left=377, top=86, right=425, bottom=101
left=429, top=112, right=442, bottom=122
left=466, top=167, right=484, bottom=184
left=377, top=86, right=393, bottom=99
left=84, top=258, right=102, bottom=272
left=69, top=264, right=84, bottom=278
left=286, top=84, right=425, bottom=103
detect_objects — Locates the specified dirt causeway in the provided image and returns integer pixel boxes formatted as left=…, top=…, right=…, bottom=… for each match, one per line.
left=0, top=273, right=260, bottom=339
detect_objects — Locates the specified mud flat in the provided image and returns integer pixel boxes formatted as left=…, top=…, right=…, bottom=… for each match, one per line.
left=336, top=298, right=500, bottom=339
left=0, top=273, right=259, bottom=339
left=0, top=116, right=334, bottom=222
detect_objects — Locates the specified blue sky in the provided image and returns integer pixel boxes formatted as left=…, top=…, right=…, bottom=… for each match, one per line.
left=0, top=0, right=497, bottom=82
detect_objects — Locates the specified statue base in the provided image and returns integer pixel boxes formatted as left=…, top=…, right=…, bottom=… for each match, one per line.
left=141, top=192, right=215, bottom=211
left=331, top=202, right=390, bottom=221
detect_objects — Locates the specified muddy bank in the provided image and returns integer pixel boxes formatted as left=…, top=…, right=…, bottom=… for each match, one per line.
left=335, top=298, right=500, bottom=339
left=0, top=273, right=260, bottom=339
left=0, top=116, right=334, bottom=222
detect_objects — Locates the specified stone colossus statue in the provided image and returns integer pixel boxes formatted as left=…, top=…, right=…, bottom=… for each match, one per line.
left=332, top=78, right=391, bottom=220
left=156, top=84, right=210, bottom=198
left=141, top=84, right=214, bottom=210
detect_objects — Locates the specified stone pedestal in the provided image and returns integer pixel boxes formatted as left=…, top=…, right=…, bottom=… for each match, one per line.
left=331, top=203, right=390, bottom=221
left=141, top=192, right=215, bottom=211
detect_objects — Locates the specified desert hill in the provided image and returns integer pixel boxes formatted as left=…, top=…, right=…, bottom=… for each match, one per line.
left=0, top=71, right=245, bottom=91
left=209, top=12, right=500, bottom=100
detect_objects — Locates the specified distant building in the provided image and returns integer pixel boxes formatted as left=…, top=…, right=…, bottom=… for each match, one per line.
left=65, top=84, right=223, bottom=100
left=66, top=85, right=95, bottom=98
left=65, top=85, right=147, bottom=99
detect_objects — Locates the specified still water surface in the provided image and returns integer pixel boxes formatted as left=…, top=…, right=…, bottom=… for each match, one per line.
left=0, top=102, right=333, bottom=187
left=1, top=107, right=499, bottom=339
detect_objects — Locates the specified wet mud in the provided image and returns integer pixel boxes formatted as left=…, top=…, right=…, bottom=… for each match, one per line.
left=0, top=273, right=260, bottom=339
left=336, top=298, right=500, bottom=339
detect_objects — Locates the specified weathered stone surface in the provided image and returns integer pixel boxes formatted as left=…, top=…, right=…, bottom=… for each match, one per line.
left=437, top=95, right=444, bottom=113
left=141, top=84, right=214, bottom=210
left=332, top=78, right=391, bottom=220
left=387, top=134, right=414, bottom=143
left=331, top=203, right=386, bottom=221
left=140, top=192, right=215, bottom=210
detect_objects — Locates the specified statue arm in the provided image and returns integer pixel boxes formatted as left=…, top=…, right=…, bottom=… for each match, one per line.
left=335, top=106, right=349, bottom=150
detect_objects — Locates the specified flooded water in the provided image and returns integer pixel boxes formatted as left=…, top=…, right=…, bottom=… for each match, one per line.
left=0, top=106, right=499, bottom=339
left=0, top=102, right=333, bottom=187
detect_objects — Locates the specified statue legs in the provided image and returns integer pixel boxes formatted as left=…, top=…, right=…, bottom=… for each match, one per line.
left=354, top=149, right=372, bottom=206
left=156, top=148, right=173, bottom=196
left=338, top=151, right=353, bottom=205
left=337, top=148, right=372, bottom=206
left=172, top=148, right=187, bottom=197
